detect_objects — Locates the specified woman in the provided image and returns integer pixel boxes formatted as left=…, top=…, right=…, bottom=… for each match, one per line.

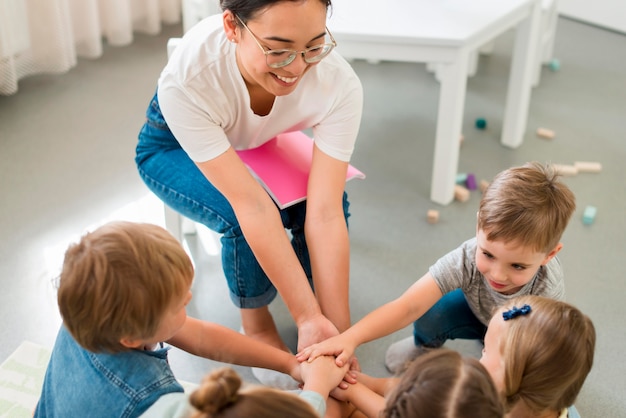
left=135, top=0, right=363, bottom=384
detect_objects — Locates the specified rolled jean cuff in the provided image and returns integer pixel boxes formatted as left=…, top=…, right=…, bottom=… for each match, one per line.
left=229, top=287, right=278, bottom=309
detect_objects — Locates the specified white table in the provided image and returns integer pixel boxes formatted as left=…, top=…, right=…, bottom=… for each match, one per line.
left=328, top=0, right=542, bottom=205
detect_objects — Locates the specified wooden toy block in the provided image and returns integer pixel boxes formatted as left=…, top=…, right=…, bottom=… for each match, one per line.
left=479, top=179, right=490, bottom=194
left=465, top=173, right=477, bottom=190
left=536, top=127, right=555, bottom=139
left=574, top=161, right=602, bottom=173
left=553, top=164, right=578, bottom=176
left=454, top=185, right=470, bottom=202
left=427, top=209, right=440, bottom=224
left=456, top=173, right=468, bottom=184
left=582, top=205, right=597, bottom=225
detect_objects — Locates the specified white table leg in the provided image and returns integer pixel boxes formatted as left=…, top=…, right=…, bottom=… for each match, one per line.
left=501, top=0, right=542, bottom=148
left=430, top=50, right=470, bottom=205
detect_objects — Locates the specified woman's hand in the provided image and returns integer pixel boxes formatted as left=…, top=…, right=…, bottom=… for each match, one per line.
left=296, top=313, right=340, bottom=352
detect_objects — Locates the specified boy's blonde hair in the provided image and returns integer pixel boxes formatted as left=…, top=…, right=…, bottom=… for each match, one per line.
left=57, top=221, right=194, bottom=353
left=189, top=367, right=318, bottom=418
left=478, top=162, right=576, bottom=253
left=383, top=348, right=504, bottom=418
left=499, top=295, right=595, bottom=414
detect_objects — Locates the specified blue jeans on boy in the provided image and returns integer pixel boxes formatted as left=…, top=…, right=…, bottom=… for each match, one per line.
left=413, top=289, right=487, bottom=347
left=135, top=90, right=351, bottom=308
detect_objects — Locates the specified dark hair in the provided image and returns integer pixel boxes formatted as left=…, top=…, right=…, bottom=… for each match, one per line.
left=383, top=348, right=504, bottom=418
left=220, top=0, right=332, bottom=22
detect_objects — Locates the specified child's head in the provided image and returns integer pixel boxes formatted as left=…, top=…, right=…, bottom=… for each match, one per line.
left=189, top=367, right=318, bottom=418
left=480, top=295, right=596, bottom=415
left=382, top=348, right=504, bottom=418
left=57, top=221, right=194, bottom=353
left=478, top=162, right=576, bottom=254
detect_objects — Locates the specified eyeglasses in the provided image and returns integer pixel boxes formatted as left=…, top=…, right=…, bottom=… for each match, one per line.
left=236, top=15, right=337, bottom=69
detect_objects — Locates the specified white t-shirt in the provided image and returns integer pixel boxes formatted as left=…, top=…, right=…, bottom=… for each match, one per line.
left=158, top=14, right=363, bottom=164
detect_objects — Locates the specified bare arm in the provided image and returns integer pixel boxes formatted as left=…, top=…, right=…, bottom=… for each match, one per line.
left=168, top=317, right=301, bottom=381
left=330, top=382, right=386, bottom=418
left=297, top=273, right=443, bottom=366
left=353, top=372, right=399, bottom=397
left=196, top=148, right=336, bottom=343
left=304, top=146, right=352, bottom=335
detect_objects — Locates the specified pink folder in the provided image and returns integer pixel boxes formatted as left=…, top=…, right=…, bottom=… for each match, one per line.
left=236, top=131, right=365, bottom=209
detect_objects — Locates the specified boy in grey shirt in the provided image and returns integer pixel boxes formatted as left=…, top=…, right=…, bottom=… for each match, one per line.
left=296, top=162, right=576, bottom=374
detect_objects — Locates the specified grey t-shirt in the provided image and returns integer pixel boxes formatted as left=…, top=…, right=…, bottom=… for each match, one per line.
left=429, top=237, right=565, bottom=325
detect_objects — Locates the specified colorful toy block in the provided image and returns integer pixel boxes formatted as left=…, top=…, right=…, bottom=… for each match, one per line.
left=548, top=58, right=560, bottom=72
left=475, top=117, right=487, bottom=130
left=465, top=173, right=477, bottom=190
left=582, top=205, right=597, bottom=225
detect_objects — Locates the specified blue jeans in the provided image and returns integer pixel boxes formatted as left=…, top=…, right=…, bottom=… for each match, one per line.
left=413, top=289, right=487, bottom=347
left=135, top=90, right=351, bottom=308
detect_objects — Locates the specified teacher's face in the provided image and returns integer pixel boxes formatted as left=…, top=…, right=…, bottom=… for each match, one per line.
left=232, top=0, right=329, bottom=97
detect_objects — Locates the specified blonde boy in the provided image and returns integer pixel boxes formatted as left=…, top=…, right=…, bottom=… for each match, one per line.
left=296, top=162, right=576, bottom=372
left=35, top=222, right=301, bottom=418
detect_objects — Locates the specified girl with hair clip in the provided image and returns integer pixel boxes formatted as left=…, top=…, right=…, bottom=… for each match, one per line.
left=329, top=348, right=504, bottom=418
left=480, top=295, right=596, bottom=418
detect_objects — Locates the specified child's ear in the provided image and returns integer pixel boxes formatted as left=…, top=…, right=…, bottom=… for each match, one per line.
left=120, top=337, right=143, bottom=349
left=541, top=242, right=563, bottom=265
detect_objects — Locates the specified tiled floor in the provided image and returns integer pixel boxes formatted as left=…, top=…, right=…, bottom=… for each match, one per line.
left=1, top=16, right=625, bottom=416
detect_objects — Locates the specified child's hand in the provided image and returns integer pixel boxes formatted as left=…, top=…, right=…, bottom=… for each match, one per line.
left=296, top=334, right=355, bottom=367
left=301, top=355, right=350, bottom=396
left=287, top=354, right=304, bottom=384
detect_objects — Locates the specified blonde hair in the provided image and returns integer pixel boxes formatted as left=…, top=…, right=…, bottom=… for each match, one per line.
left=383, top=348, right=504, bottom=418
left=498, top=295, right=595, bottom=414
left=57, top=221, right=194, bottom=353
left=189, top=367, right=318, bottom=418
left=478, top=162, right=576, bottom=253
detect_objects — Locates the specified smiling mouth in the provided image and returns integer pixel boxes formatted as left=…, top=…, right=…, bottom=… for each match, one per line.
left=488, top=280, right=507, bottom=289
left=274, top=73, right=298, bottom=84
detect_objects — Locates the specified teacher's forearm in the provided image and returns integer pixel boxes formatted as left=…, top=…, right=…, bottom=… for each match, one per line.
left=238, top=207, right=322, bottom=324
left=306, top=219, right=351, bottom=332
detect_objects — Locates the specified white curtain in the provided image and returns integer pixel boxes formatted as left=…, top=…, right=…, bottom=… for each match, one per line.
left=0, top=0, right=182, bottom=96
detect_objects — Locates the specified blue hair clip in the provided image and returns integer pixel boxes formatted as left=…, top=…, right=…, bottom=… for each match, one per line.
left=502, top=304, right=532, bottom=321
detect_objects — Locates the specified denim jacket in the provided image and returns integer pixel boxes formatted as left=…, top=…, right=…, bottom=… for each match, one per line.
left=34, top=325, right=183, bottom=418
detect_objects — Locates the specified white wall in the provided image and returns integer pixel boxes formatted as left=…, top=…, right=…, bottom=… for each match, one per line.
left=559, top=0, right=626, bottom=33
